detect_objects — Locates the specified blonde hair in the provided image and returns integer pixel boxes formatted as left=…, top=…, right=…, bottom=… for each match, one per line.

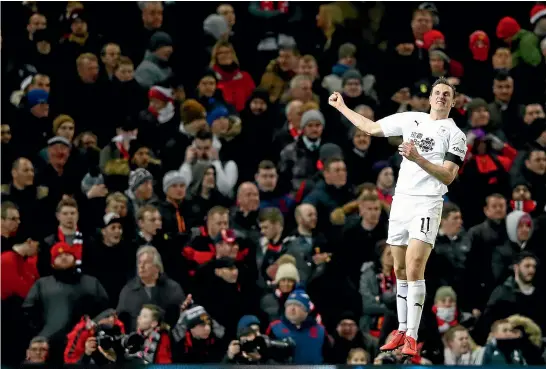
left=76, top=53, right=98, bottom=67
left=136, top=245, right=164, bottom=273
left=210, top=40, right=239, bottom=67
left=106, top=192, right=128, bottom=206
left=347, top=348, right=369, bottom=363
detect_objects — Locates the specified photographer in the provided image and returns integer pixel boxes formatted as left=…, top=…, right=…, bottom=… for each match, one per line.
left=64, top=309, right=125, bottom=365
left=224, top=325, right=295, bottom=364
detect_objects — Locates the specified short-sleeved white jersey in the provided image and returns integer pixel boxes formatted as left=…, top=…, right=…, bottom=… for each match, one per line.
left=377, top=111, right=467, bottom=196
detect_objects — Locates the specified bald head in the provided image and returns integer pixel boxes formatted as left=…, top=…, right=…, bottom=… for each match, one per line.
left=237, top=182, right=259, bottom=213
left=295, top=203, right=317, bottom=232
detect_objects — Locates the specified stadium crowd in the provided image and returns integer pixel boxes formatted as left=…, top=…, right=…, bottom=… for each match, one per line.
left=1, top=0, right=546, bottom=366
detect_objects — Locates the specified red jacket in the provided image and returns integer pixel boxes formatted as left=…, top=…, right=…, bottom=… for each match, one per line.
left=64, top=317, right=126, bottom=364
left=1, top=251, right=39, bottom=300
left=213, top=65, right=256, bottom=112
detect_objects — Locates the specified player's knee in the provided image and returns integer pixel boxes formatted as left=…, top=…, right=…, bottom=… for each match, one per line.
left=406, top=262, right=426, bottom=280
left=394, top=266, right=407, bottom=280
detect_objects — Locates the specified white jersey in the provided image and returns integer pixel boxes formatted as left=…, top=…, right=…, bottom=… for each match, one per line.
left=377, top=111, right=467, bottom=196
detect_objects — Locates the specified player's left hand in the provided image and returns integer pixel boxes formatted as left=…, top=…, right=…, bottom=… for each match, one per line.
left=399, top=141, right=421, bottom=162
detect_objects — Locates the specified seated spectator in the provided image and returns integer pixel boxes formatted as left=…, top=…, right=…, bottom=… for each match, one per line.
left=443, top=325, right=484, bottom=365
left=339, top=69, right=377, bottom=110
left=482, top=319, right=528, bottom=364
left=230, top=182, right=260, bottom=242
left=24, top=337, right=50, bottom=365
left=260, top=256, right=301, bottom=321
left=432, top=287, right=476, bottom=336
left=210, top=41, right=255, bottom=112
left=138, top=85, right=179, bottom=152
left=266, top=288, right=331, bottom=364
left=117, top=245, right=185, bottom=332
left=259, top=45, right=299, bottom=104
left=331, top=311, right=377, bottom=364
left=272, top=100, right=303, bottom=160
left=346, top=347, right=370, bottom=365
left=171, top=304, right=225, bottom=363
left=125, top=168, right=160, bottom=218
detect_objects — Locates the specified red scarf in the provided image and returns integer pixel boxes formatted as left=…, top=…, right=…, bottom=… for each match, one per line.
left=116, top=142, right=130, bottom=160
left=432, top=305, right=459, bottom=333
left=57, top=227, right=83, bottom=264
left=289, top=123, right=301, bottom=140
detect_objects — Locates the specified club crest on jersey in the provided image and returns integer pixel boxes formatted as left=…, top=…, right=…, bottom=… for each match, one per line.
left=410, top=132, right=436, bottom=153
left=437, top=126, right=449, bottom=138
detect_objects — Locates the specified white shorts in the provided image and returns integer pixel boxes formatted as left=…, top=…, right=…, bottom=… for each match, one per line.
left=387, top=194, right=444, bottom=248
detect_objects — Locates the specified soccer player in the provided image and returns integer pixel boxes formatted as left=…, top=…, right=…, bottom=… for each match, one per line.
left=328, top=77, right=467, bottom=356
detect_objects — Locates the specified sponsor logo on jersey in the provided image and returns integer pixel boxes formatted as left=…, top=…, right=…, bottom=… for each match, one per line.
left=451, top=146, right=465, bottom=154
left=411, top=131, right=435, bottom=153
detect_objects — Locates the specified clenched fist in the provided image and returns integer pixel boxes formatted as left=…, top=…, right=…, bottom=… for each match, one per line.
left=328, top=91, right=346, bottom=111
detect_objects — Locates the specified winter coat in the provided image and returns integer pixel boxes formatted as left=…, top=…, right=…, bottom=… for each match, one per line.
left=134, top=51, right=173, bottom=89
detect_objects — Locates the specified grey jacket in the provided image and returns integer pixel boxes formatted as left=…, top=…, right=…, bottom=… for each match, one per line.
left=359, top=262, right=396, bottom=332
left=134, top=51, right=173, bottom=89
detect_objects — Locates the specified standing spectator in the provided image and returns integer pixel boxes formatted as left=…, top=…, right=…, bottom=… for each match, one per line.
left=23, top=242, right=109, bottom=364
left=117, top=245, right=185, bottom=332
left=126, top=168, right=160, bottom=218
left=260, top=45, right=299, bottom=104
left=134, top=31, right=174, bottom=89
left=0, top=201, right=22, bottom=253
left=100, top=43, right=121, bottom=81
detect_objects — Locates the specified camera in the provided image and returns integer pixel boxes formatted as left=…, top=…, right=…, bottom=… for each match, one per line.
left=95, top=326, right=143, bottom=355
left=238, top=335, right=295, bottom=363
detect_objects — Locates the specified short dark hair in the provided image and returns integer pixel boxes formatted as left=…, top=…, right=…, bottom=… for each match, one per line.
left=485, top=193, right=505, bottom=207
left=526, top=148, right=546, bottom=161
left=258, top=160, right=276, bottom=171
left=324, top=157, right=344, bottom=171
left=431, top=76, right=456, bottom=97
left=279, top=44, right=300, bottom=56
left=259, top=207, right=284, bottom=226
left=195, top=129, right=213, bottom=141
left=494, top=69, right=512, bottom=82
left=29, top=336, right=48, bottom=346
left=441, top=202, right=460, bottom=219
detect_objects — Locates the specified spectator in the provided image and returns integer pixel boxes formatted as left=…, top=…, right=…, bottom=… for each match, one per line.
left=134, top=31, right=174, bottom=89
left=117, top=245, right=185, bottom=332
left=24, top=337, right=50, bottom=365
left=260, top=45, right=299, bottom=103
left=443, top=325, right=484, bottom=365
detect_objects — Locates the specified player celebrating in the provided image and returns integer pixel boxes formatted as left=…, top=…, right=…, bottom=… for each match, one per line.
left=328, top=77, right=467, bottom=356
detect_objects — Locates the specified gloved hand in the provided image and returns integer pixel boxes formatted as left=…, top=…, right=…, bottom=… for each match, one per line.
left=485, top=133, right=504, bottom=151
left=466, top=128, right=485, bottom=146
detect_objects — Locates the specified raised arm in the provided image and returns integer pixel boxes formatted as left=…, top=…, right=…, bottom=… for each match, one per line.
left=328, top=92, right=384, bottom=136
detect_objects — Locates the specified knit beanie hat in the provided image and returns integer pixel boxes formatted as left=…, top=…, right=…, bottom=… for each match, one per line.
left=237, top=315, right=261, bottom=335
left=184, top=305, right=212, bottom=329
left=429, top=47, right=450, bottom=63
left=181, top=99, right=207, bottom=124
left=128, top=140, right=149, bottom=159
left=469, top=30, right=490, bottom=62
left=338, top=43, right=357, bottom=59
left=162, top=171, right=188, bottom=193
left=434, top=286, right=457, bottom=302
left=149, top=31, right=173, bottom=51
left=301, top=109, right=325, bottom=129
left=128, top=168, right=153, bottom=192
left=203, top=14, right=229, bottom=40
left=274, top=263, right=300, bottom=284
left=27, top=89, right=49, bottom=108
left=466, top=98, right=489, bottom=114
left=423, top=30, right=445, bottom=50
left=530, top=4, right=546, bottom=25
left=496, top=17, right=521, bottom=39
left=248, top=88, right=270, bottom=105
left=51, top=241, right=77, bottom=265
left=148, top=85, right=174, bottom=103
left=48, top=136, right=71, bottom=147
left=342, top=69, right=363, bottom=87
left=53, top=114, right=75, bottom=135
left=207, top=105, right=229, bottom=126
left=319, top=143, right=343, bottom=162
left=285, top=289, right=311, bottom=312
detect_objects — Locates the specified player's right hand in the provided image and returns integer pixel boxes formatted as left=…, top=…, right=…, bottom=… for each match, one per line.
left=328, top=91, right=345, bottom=110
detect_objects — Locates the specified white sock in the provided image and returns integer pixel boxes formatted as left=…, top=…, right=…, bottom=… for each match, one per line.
left=396, top=279, right=408, bottom=331
left=406, top=280, right=426, bottom=339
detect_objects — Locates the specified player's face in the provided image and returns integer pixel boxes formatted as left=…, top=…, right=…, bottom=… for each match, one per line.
left=429, top=84, right=454, bottom=112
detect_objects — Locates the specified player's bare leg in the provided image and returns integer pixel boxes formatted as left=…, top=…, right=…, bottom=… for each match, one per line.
left=380, top=245, right=408, bottom=351
left=401, top=239, right=432, bottom=356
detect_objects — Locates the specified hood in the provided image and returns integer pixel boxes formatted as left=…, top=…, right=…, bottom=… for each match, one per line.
left=189, top=161, right=215, bottom=196
left=505, top=210, right=533, bottom=244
